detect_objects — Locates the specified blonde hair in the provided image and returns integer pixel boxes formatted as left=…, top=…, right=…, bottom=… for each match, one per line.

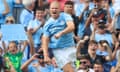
left=5, top=16, right=15, bottom=24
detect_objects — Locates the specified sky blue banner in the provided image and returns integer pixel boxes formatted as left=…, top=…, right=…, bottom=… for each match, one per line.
left=1, top=24, right=28, bottom=41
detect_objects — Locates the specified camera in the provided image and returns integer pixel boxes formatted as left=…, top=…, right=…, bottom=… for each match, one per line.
left=36, top=51, right=44, bottom=59
left=37, top=54, right=44, bottom=59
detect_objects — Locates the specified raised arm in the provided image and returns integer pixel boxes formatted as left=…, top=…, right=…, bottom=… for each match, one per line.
left=103, top=43, right=112, bottom=61
left=2, top=0, right=9, bottom=15
left=78, top=2, right=89, bottom=21
left=20, top=40, right=28, bottom=52
left=90, top=23, right=97, bottom=40
left=76, top=40, right=85, bottom=57
left=2, top=41, right=7, bottom=53
left=21, top=54, right=38, bottom=71
left=112, top=42, right=119, bottom=60
left=27, top=31, right=35, bottom=55
left=85, top=10, right=94, bottom=29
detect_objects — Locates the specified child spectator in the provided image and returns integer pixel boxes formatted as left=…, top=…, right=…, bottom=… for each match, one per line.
left=4, top=41, right=27, bottom=72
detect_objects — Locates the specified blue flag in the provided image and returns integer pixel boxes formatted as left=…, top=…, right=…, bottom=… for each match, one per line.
left=1, top=24, right=28, bottom=41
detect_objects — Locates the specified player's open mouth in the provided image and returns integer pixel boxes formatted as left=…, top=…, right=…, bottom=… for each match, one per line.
left=52, top=12, right=57, bottom=14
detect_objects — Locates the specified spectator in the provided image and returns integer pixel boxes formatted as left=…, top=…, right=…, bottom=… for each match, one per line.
left=93, top=61, right=104, bottom=72
left=101, top=0, right=115, bottom=19
left=5, top=16, right=15, bottom=24
left=96, top=40, right=112, bottom=57
left=20, top=0, right=35, bottom=58
left=77, top=54, right=94, bottom=72
left=113, top=9, right=120, bottom=31
left=34, top=0, right=49, bottom=20
left=90, top=20, right=116, bottom=48
left=21, top=51, right=54, bottom=72
left=96, top=40, right=112, bottom=72
left=27, top=7, right=45, bottom=53
left=85, top=0, right=111, bottom=29
left=0, top=0, right=9, bottom=24
left=20, top=0, right=35, bottom=28
left=77, top=40, right=112, bottom=68
left=4, top=41, right=27, bottom=72
left=6, top=0, right=22, bottom=16
left=42, top=1, right=76, bottom=72
left=74, top=0, right=94, bottom=39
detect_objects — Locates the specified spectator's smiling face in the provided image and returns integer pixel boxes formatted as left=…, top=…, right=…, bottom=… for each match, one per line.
left=50, top=1, right=60, bottom=19
left=36, top=10, right=45, bottom=20
left=8, top=42, right=17, bottom=54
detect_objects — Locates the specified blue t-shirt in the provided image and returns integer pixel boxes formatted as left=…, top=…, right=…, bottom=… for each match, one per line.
left=0, top=0, right=6, bottom=24
left=6, top=0, right=16, bottom=16
left=0, top=0, right=16, bottom=24
left=43, top=12, right=75, bottom=48
left=28, top=19, right=43, bottom=47
left=74, top=2, right=94, bottom=37
left=20, top=9, right=34, bottom=27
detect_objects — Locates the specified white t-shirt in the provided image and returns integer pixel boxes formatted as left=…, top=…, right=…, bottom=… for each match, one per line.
left=77, top=68, right=94, bottom=72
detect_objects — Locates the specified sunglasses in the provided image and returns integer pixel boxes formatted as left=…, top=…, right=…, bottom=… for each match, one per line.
left=6, top=20, right=14, bottom=23
left=80, top=61, right=87, bottom=64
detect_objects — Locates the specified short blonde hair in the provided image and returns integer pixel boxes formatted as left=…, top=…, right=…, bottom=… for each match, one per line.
left=5, top=16, right=15, bottom=24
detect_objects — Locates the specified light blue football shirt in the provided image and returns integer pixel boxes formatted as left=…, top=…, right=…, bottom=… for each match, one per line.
left=74, top=2, right=94, bottom=38
left=43, top=12, right=75, bottom=48
left=20, top=9, right=34, bottom=27
left=27, top=19, right=43, bottom=47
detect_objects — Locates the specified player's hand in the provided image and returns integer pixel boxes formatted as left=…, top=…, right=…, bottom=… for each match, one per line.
left=54, top=32, right=63, bottom=39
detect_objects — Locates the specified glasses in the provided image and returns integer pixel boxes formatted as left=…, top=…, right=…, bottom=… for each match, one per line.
left=6, top=20, right=14, bottom=23
left=80, top=61, right=87, bottom=64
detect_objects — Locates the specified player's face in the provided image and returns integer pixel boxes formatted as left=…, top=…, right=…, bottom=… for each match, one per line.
left=50, top=2, right=60, bottom=19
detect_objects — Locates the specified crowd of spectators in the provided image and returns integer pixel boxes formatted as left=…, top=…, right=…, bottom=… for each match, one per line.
left=0, top=0, right=120, bottom=72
